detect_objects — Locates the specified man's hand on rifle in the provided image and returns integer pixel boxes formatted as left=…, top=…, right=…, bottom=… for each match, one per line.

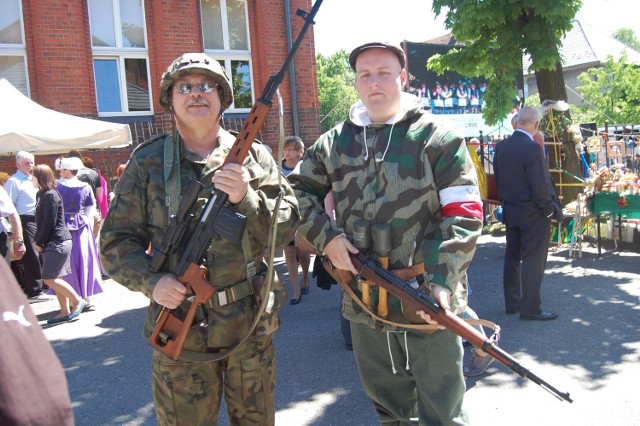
left=212, top=163, right=250, bottom=204
left=324, top=234, right=359, bottom=275
left=152, top=274, right=188, bottom=309
left=416, top=284, right=450, bottom=330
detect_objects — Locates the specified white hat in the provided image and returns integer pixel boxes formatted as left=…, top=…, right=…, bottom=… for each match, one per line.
left=540, top=100, right=569, bottom=114
left=59, top=157, right=84, bottom=171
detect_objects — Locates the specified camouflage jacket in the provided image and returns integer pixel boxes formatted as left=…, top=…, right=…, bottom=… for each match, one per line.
left=288, top=94, right=483, bottom=330
left=100, top=129, right=299, bottom=348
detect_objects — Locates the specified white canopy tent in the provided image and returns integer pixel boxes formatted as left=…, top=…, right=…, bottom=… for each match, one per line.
left=0, top=78, right=131, bottom=155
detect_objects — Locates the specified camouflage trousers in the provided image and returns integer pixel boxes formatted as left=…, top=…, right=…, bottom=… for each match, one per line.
left=151, top=333, right=275, bottom=426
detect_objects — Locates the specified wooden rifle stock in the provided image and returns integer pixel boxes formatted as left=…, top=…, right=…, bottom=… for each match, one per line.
left=349, top=253, right=573, bottom=403
left=148, top=0, right=324, bottom=361
left=148, top=264, right=215, bottom=360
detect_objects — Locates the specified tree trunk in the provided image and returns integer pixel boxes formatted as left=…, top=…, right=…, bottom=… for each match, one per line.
left=535, top=63, right=582, bottom=206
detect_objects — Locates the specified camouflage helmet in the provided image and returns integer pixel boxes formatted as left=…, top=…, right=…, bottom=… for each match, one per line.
left=159, top=52, right=233, bottom=111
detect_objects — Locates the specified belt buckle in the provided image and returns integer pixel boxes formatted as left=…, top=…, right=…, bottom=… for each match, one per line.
left=217, top=291, right=228, bottom=307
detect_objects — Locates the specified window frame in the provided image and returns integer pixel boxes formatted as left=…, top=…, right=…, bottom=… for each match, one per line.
left=88, top=0, right=152, bottom=117
left=0, top=0, right=30, bottom=96
left=201, top=0, right=254, bottom=112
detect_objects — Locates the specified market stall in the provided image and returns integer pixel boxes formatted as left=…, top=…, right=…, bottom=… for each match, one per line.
left=576, top=162, right=640, bottom=256
left=586, top=192, right=640, bottom=256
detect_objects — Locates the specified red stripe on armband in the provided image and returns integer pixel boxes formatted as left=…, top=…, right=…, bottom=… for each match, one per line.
left=441, top=201, right=484, bottom=219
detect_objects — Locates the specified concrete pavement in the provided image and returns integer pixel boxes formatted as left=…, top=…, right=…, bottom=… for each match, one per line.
left=30, top=234, right=640, bottom=425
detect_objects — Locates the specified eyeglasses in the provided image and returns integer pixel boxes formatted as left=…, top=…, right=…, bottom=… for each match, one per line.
left=174, top=81, right=218, bottom=94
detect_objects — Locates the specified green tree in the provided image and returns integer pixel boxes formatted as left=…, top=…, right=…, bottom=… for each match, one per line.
left=316, top=50, right=358, bottom=132
left=613, top=28, right=640, bottom=52
left=429, top=0, right=583, bottom=204
left=524, top=93, right=540, bottom=109
left=566, top=105, right=596, bottom=127
left=576, top=54, right=640, bottom=126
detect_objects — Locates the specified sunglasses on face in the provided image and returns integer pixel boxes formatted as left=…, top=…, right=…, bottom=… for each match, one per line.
left=174, top=81, right=218, bottom=94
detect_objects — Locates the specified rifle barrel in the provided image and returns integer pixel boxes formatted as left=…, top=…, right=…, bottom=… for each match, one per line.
left=259, top=0, right=324, bottom=102
left=224, top=1, right=323, bottom=167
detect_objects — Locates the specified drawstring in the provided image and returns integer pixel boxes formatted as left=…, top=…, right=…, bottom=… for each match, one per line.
left=363, top=126, right=369, bottom=161
left=386, top=331, right=411, bottom=375
left=376, top=122, right=395, bottom=163
left=403, top=332, right=410, bottom=371
left=386, top=332, right=398, bottom=374
left=362, top=123, right=396, bottom=163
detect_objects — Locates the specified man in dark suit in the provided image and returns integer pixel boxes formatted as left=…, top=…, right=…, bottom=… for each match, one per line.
left=494, top=107, right=562, bottom=321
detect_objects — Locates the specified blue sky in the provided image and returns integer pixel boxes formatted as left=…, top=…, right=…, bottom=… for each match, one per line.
left=313, top=0, right=636, bottom=56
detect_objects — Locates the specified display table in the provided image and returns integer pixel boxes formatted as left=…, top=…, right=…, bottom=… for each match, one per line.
left=586, top=193, right=640, bottom=256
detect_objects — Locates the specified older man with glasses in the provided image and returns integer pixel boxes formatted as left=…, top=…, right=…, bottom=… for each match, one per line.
left=100, top=52, right=299, bottom=425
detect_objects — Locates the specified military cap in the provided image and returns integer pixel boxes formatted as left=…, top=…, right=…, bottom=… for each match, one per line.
left=348, top=41, right=406, bottom=70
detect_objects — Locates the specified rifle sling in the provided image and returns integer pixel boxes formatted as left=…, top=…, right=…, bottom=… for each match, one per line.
left=164, top=134, right=181, bottom=217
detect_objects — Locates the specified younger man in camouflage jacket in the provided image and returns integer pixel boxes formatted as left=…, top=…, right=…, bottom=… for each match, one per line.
left=288, top=42, right=483, bottom=425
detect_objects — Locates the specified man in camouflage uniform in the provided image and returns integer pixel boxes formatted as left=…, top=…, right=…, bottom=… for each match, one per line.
left=288, top=42, right=483, bottom=425
left=100, top=53, right=299, bottom=425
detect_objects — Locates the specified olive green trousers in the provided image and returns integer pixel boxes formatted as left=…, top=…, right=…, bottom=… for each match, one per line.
left=350, top=321, right=470, bottom=426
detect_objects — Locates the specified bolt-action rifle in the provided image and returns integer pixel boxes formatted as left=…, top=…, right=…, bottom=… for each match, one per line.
left=147, top=0, right=324, bottom=361
left=342, top=252, right=573, bottom=403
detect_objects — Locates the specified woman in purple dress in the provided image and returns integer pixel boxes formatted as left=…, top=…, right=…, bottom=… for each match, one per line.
left=57, top=157, right=103, bottom=305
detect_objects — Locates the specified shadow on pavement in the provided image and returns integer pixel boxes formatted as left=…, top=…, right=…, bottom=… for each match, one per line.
left=42, top=236, right=639, bottom=425
left=50, top=306, right=155, bottom=426
left=465, top=237, right=640, bottom=399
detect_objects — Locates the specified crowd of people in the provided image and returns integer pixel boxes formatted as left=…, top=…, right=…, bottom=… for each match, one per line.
left=3, top=41, right=569, bottom=425
left=2, top=150, right=106, bottom=324
left=411, top=80, right=527, bottom=116
left=411, top=80, right=487, bottom=114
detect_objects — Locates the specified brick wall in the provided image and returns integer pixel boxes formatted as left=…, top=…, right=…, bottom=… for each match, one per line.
left=22, top=0, right=97, bottom=114
left=4, top=0, right=320, bottom=173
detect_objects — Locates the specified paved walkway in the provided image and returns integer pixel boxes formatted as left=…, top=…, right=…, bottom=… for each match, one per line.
left=30, top=234, right=640, bottom=425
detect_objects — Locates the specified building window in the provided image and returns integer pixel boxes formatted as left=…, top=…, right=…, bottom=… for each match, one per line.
left=0, top=0, right=29, bottom=96
left=88, top=0, right=151, bottom=116
left=201, top=0, right=253, bottom=110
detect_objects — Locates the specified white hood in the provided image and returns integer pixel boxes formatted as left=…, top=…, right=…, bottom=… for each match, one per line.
left=348, top=92, right=422, bottom=127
